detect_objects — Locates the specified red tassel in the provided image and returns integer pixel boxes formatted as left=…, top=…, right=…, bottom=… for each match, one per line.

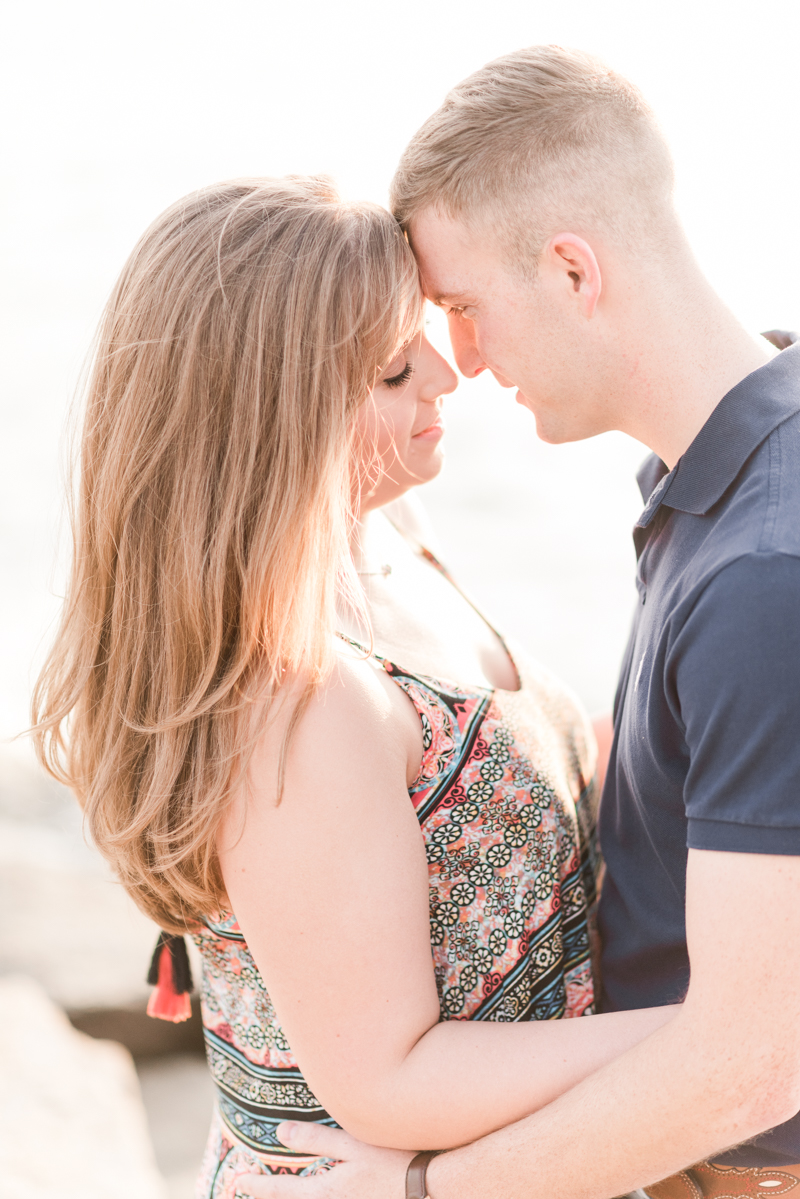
left=146, top=942, right=192, bottom=1023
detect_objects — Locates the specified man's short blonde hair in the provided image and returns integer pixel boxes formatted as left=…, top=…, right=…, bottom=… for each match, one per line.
left=391, top=45, right=676, bottom=271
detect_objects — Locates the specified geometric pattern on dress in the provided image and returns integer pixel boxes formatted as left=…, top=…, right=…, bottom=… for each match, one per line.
left=205, top=1029, right=333, bottom=1120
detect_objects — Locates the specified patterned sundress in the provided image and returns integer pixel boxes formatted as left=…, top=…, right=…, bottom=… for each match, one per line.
left=194, top=598, right=601, bottom=1198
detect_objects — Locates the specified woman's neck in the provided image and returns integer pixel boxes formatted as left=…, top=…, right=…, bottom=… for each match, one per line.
left=351, top=509, right=393, bottom=578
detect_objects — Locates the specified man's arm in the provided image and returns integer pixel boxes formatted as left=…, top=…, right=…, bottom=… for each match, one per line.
left=239, top=848, right=800, bottom=1199
left=423, top=847, right=800, bottom=1199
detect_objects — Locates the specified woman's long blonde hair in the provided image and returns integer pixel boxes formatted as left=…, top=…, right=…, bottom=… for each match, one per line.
left=31, top=177, right=422, bottom=932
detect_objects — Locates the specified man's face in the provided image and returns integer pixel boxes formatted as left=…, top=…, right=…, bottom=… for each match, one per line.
left=410, top=208, right=612, bottom=445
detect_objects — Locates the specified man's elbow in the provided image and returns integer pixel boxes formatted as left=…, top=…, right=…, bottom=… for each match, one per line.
left=713, top=1045, right=800, bottom=1141
left=738, top=1059, right=800, bottom=1133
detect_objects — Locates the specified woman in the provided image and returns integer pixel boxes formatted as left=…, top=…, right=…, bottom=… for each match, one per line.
left=32, top=177, right=676, bottom=1198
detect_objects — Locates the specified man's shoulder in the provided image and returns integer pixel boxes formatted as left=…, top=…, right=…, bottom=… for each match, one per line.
left=670, top=551, right=800, bottom=673
left=701, top=548, right=800, bottom=600
left=683, top=397, right=800, bottom=576
left=722, top=404, right=800, bottom=558
left=663, top=492, right=800, bottom=642
left=757, top=404, right=800, bottom=554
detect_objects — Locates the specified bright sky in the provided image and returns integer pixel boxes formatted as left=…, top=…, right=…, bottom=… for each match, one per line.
left=1, top=0, right=799, bottom=742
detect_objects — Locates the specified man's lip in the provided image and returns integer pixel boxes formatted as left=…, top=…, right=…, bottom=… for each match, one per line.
left=412, top=415, right=445, bottom=438
left=491, top=369, right=516, bottom=389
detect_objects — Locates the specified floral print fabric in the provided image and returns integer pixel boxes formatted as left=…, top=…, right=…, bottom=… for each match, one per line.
left=194, top=643, right=600, bottom=1198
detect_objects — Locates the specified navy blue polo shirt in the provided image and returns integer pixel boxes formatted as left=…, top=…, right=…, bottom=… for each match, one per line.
left=597, top=342, right=800, bottom=1167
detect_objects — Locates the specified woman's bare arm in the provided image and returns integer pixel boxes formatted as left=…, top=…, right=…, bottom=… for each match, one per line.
left=220, top=657, right=678, bottom=1151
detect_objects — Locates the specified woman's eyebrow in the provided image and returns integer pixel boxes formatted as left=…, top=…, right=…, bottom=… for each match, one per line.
left=399, top=321, right=427, bottom=349
left=384, top=335, right=415, bottom=364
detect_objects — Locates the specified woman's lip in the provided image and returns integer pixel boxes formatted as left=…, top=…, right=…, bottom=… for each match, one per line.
left=412, top=416, right=445, bottom=439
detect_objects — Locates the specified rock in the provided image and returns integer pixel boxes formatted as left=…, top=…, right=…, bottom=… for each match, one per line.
left=137, top=1054, right=216, bottom=1197
left=0, top=825, right=159, bottom=1010
left=0, top=746, right=200, bottom=1017
left=0, top=975, right=166, bottom=1199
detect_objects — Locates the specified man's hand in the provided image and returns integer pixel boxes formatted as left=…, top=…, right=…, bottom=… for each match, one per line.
left=234, top=1123, right=413, bottom=1198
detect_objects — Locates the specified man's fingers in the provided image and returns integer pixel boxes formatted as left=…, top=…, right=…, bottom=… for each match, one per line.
left=232, top=1123, right=359, bottom=1198
left=232, top=1127, right=415, bottom=1198
left=277, top=1120, right=362, bottom=1162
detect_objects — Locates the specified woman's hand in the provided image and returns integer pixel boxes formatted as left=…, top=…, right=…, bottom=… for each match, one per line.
left=234, top=1123, right=412, bottom=1198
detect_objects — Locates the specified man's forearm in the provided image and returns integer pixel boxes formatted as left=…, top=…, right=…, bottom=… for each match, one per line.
left=428, top=850, right=800, bottom=1199
left=427, top=1005, right=796, bottom=1199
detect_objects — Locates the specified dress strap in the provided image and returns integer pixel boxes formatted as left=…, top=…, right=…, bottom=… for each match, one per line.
left=335, top=630, right=386, bottom=662
left=382, top=517, right=516, bottom=666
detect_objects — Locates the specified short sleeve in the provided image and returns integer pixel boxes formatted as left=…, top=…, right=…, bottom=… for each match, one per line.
left=672, top=552, right=800, bottom=853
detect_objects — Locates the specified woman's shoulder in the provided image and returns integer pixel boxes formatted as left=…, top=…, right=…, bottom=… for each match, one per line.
left=316, top=643, right=415, bottom=739
left=246, top=644, right=423, bottom=807
left=218, top=646, right=425, bottom=882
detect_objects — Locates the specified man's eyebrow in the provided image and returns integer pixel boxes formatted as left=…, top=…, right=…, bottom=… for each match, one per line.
left=429, top=291, right=472, bottom=307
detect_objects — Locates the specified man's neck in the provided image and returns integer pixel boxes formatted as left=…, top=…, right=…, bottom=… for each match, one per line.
left=611, top=262, right=771, bottom=470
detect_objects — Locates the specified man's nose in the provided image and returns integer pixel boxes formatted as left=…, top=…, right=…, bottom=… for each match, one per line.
left=447, top=312, right=486, bottom=378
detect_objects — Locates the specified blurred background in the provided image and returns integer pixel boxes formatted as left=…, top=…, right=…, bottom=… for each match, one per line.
left=1, top=1, right=798, bottom=1195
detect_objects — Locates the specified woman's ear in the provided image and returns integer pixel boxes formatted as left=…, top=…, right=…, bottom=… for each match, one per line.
left=544, top=233, right=602, bottom=319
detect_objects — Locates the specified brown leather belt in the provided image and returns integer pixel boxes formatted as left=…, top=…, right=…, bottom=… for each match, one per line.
left=645, top=1160, right=800, bottom=1199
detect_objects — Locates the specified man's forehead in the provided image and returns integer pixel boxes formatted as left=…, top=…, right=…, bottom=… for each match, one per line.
left=415, top=256, right=476, bottom=305
left=409, top=209, right=500, bottom=300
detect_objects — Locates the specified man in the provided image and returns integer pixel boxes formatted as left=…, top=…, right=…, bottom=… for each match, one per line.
left=243, top=46, right=800, bottom=1199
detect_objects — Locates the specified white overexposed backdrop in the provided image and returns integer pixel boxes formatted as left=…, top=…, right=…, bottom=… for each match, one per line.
left=2, top=0, right=799, bottom=748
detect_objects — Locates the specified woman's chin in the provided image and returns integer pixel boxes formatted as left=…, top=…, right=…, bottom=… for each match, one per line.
left=413, top=441, right=446, bottom=483
left=359, top=446, right=445, bottom=511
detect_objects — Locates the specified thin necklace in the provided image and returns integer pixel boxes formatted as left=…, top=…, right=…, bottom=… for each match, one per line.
left=356, top=563, right=392, bottom=578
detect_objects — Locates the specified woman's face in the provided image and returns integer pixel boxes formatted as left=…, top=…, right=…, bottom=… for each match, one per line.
left=355, top=327, right=458, bottom=514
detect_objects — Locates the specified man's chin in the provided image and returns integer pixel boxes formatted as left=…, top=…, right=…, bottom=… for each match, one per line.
left=533, top=421, right=570, bottom=445
left=516, top=394, right=581, bottom=446
left=515, top=390, right=555, bottom=440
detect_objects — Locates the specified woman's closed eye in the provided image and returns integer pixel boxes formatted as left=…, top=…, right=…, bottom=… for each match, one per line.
left=382, top=361, right=415, bottom=389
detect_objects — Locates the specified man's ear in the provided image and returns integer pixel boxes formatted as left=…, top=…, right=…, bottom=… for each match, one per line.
left=544, top=233, right=602, bottom=318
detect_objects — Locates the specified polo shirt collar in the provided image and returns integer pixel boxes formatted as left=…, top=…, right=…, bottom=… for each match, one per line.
left=636, top=343, right=800, bottom=529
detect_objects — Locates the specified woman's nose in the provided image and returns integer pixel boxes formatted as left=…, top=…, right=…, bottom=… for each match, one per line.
left=447, top=312, right=486, bottom=379
left=418, top=336, right=458, bottom=399
left=436, top=351, right=458, bottom=396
